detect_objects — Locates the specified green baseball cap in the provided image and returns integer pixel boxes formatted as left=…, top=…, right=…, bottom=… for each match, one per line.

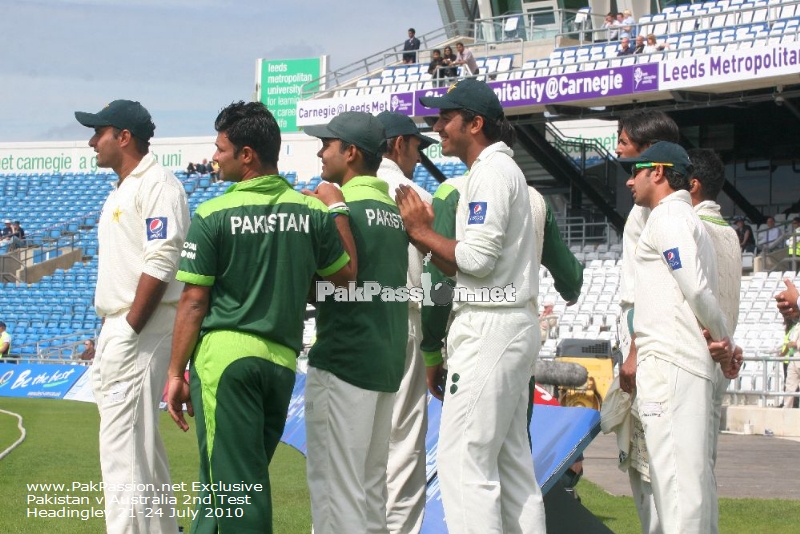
left=75, top=100, right=156, bottom=140
left=304, top=111, right=387, bottom=156
left=419, top=78, right=504, bottom=120
left=618, top=141, right=693, bottom=176
left=376, top=111, right=437, bottom=150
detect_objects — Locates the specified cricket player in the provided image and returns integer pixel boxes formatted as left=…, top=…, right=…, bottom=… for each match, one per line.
left=396, top=78, right=546, bottom=533
left=75, top=99, right=189, bottom=533
left=620, top=141, right=732, bottom=534
left=166, top=101, right=357, bottom=533
left=375, top=111, right=437, bottom=534
left=304, top=111, right=409, bottom=534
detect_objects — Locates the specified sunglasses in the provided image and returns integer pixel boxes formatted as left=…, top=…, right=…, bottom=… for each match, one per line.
left=631, top=162, right=674, bottom=175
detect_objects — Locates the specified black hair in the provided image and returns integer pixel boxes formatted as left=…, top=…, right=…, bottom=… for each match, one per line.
left=687, top=148, right=725, bottom=201
left=618, top=110, right=680, bottom=151
left=112, top=128, right=150, bottom=155
left=664, top=165, right=693, bottom=192
left=339, top=141, right=383, bottom=174
left=214, top=101, right=281, bottom=167
left=458, top=109, right=516, bottom=148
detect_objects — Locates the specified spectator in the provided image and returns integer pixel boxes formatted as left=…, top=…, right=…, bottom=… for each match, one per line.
left=735, top=217, right=756, bottom=252
left=427, top=49, right=446, bottom=85
left=760, top=216, right=783, bottom=251
left=0, top=321, right=13, bottom=363
left=621, top=9, right=636, bottom=38
left=602, top=13, right=620, bottom=41
left=782, top=318, right=800, bottom=408
left=617, top=37, right=634, bottom=56
left=441, top=45, right=458, bottom=78
left=198, top=158, right=211, bottom=174
left=1, top=219, right=12, bottom=237
left=186, top=162, right=198, bottom=175
left=643, top=33, right=667, bottom=53
left=785, top=217, right=800, bottom=257
left=7, top=220, right=26, bottom=251
left=633, top=35, right=646, bottom=54
left=403, top=28, right=421, bottom=64
left=453, top=41, right=479, bottom=75
left=210, top=160, right=220, bottom=182
left=80, top=339, right=96, bottom=361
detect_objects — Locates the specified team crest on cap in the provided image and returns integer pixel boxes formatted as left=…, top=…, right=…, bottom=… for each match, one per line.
left=146, top=217, right=168, bottom=240
left=468, top=202, right=487, bottom=225
left=447, top=82, right=459, bottom=93
left=663, top=247, right=682, bottom=270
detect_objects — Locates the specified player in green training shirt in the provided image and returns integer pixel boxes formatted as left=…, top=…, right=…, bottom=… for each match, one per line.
left=166, top=102, right=357, bottom=534
left=304, top=112, right=409, bottom=534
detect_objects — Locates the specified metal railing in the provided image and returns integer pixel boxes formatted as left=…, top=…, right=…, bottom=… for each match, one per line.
left=729, top=354, right=800, bottom=407
left=12, top=330, right=97, bottom=362
left=556, top=0, right=800, bottom=47
left=756, top=228, right=800, bottom=273
left=299, top=22, right=475, bottom=99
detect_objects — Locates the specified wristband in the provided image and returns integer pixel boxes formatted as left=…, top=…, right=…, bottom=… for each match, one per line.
left=330, top=210, right=350, bottom=219
left=327, top=202, right=348, bottom=211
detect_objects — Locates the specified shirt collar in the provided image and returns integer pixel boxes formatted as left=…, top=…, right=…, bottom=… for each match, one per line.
left=225, top=174, right=292, bottom=194
left=342, top=175, right=389, bottom=195
left=658, top=189, right=691, bottom=207
left=473, top=141, right=513, bottom=167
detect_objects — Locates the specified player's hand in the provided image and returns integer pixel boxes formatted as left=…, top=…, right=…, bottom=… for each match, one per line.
left=303, top=182, right=345, bottom=207
left=396, top=185, right=434, bottom=242
left=619, top=341, right=637, bottom=394
left=776, top=278, right=800, bottom=320
left=723, top=345, right=744, bottom=379
left=426, top=363, right=446, bottom=401
left=703, top=329, right=734, bottom=365
left=167, top=375, right=194, bottom=432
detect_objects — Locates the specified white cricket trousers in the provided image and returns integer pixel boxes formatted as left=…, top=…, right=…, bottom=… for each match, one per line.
left=386, top=306, right=428, bottom=534
left=634, top=355, right=714, bottom=534
left=784, top=360, right=800, bottom=409
left=305, top=367, right=396, bottom=534
left=91, top=306, right=178, bottom=534
left=438, top=306, right=546, bottom=534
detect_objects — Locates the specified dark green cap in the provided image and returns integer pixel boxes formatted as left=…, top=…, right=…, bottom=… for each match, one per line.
left=419, top=78, right=504, bottom=120
left=376, top=111, right=437, bottom=149
left=304, top=111, right=387, bottom=156
left=618, top=141, right=692, bottom=176
left=75, top=100, right=156, bottom=140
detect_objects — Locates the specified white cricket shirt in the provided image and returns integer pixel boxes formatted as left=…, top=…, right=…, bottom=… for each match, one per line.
left=95, top=153, right=190, bottom=317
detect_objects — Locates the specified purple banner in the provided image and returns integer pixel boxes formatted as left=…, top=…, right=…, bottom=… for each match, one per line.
left=410, top=63, right=660, bottom=116
left=390, top=92, right=414, bottom=115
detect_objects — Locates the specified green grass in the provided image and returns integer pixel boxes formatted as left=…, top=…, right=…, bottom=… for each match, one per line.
left=2, top=398, right=799, bottom=533
left=576, top=477, right=800, bottom=534
left=0, top=398, right=310, bottom=533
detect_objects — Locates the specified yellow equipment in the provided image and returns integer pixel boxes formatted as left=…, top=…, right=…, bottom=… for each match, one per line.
left=555, top=339, right=615, bottom=410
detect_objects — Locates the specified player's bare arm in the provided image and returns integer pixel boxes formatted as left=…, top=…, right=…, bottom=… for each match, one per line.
left=125, top=274, right=169, bottom=333
left=304, top=183, right=358, bottom=284
left=167, top=283, right=210, bottom=432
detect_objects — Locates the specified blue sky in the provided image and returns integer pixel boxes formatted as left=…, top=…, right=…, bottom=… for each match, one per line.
left=0, top=0, right=441, bottom=142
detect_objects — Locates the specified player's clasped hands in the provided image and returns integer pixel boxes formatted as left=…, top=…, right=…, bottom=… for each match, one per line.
left=395, top=184, right=434, bottom=241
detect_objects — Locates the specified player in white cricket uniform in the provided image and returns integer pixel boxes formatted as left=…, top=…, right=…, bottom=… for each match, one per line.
left=621, top=142, right=732, bottom=534
left=614, top=111, right=680, bottom=534
left=687, top=148, right=743, bottom=534
left=375, top=111, right=437, bottom=534
left=75, top=100, right=189, bottom=534
left=395, top=78, right=546, bottom=534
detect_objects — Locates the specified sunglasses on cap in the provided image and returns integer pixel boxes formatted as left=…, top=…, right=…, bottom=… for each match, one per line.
left=631, top=162, right=674, bottom=175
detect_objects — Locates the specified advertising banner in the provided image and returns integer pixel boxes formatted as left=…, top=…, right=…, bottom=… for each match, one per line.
left=658, top=41, right=800, bottom=90
left=259, top=57, right=324, bottom=132
left=0, top=363, right=87, bottom=399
